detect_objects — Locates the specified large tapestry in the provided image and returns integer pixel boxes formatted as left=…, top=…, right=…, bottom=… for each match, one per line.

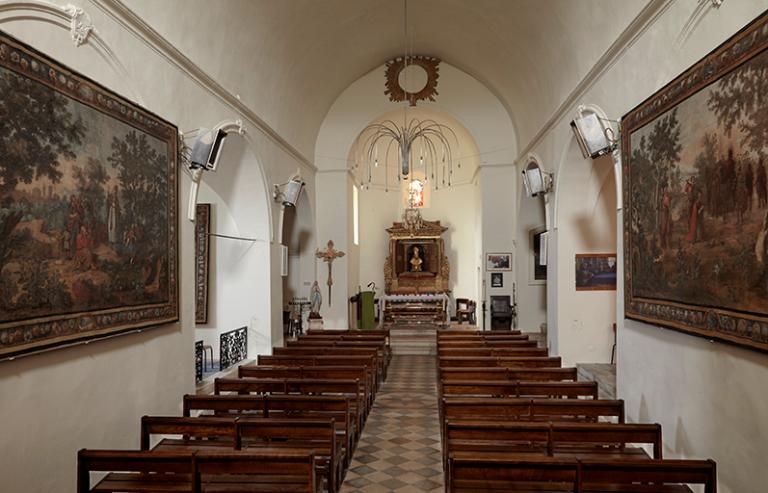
left=0, top=31, right=179, bottom=359
left=623, top=11, right=768, bottom=352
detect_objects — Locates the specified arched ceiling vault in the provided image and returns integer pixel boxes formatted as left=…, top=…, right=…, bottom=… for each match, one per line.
left=123, top=0, right=649, bottom=161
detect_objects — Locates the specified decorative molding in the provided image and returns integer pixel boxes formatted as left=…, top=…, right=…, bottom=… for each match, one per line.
left=90, top=0, right=317, bottom=172
left=515, top=0, right=675, bottom=165
left=63, top=4, right=93, bottom=46
left=0, top=0, right=143, bottom=103
left=676, top=0, right=724, bottom=48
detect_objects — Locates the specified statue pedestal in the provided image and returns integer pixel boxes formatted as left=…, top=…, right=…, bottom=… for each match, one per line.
left=308, top=317, right=324, bottom=331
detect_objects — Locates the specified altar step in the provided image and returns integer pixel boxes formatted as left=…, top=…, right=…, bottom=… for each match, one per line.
left=388, top=325, right=438, bottom=355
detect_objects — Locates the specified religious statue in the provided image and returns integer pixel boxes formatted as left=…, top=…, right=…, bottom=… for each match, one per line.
left=409, top=246, right=423, bottom=272
left=309, top=281, right=322, bottom=318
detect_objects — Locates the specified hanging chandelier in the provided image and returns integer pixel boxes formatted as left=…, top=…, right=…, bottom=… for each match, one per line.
left=351, top=0, right=459, bottom=192
left=352, top=118, right=459, bottom=190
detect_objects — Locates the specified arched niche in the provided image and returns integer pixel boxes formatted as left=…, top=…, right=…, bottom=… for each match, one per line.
left=348, top=106, right=483, bottom=312
left=281, top=190, right=316, bottom=323
left=549, top=132, right=617, bottom=366
left=194, top=133, right=273, bottom=359
left=516, top=155, right=549, bottom=337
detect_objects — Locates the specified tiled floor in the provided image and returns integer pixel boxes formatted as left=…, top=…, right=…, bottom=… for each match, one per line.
left=340, top=355, right=444, bottom=493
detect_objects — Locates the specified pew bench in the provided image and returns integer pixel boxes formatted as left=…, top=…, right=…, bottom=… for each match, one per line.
left=139, top=416, right=342, bottom=493
left=447, top=456, right=716, bottom=493
left=77, top=449, right=317, bottom=493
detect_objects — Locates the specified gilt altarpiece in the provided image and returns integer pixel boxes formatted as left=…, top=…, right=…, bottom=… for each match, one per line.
left=383, top=217, right=450, bottom=324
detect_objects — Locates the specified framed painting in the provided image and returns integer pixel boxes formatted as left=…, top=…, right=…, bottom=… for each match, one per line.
left=491, top=272, right=503, bottom=288
left=623, top=10, right=768, bottom=352
left=529, top=226, right=547, bottom=285
left=486, top=253, right=512, bottom=271
left=0, top=31, right=179, bottom=360
left=575, top=254, right=617, bottom=291
left=195, top=203, right=211, bottom=324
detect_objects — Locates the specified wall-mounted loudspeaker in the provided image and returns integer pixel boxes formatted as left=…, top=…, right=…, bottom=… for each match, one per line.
left=570, top=113, right=615, bottom=159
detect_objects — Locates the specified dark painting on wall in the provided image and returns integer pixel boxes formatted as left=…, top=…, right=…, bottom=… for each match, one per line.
left=623, top=11, right=768, bottom=352
left=575, top=254, right=616, bottom=291
left=0, top=31, right=179, bottom=359
left=195, top=204, right=211, bottom=324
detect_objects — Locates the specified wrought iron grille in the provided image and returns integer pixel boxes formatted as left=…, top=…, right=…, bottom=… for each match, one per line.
left=220, top=326, right=247, bottom=371
left=195, top=340, right=203, bottom=383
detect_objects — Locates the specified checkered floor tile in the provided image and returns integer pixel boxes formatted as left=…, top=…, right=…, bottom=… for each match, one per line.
left=340, top=355, right=443, bottom=493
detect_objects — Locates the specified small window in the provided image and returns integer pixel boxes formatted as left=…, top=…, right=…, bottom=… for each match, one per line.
left=353, top=185, right=359, bottom=245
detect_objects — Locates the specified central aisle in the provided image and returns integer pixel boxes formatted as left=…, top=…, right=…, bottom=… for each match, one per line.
left=340, top=355, right=444, bottom=493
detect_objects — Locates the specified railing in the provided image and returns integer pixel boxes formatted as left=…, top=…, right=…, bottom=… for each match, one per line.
left=195, top=340, right=203, bottom=383
left=220, top=326, right=247, bottom=371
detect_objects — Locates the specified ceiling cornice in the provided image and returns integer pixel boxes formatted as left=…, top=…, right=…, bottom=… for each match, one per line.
left=90, top=0, right=317, bottom=172
left=514, top=0, right=675, bottom=164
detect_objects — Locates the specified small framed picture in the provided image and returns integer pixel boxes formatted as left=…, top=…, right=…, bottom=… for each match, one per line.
left=491, top=272, right=504, bottom=288
left=486, top=253, right=512, bottom=271
left=575, top=253, right=617, bottom=291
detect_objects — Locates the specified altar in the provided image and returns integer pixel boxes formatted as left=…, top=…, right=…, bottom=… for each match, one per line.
left=383, top=211, right=450, bottom=326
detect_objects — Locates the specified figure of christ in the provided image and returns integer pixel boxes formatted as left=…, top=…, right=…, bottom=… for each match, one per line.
left=409, top=246, right=423, bottom=272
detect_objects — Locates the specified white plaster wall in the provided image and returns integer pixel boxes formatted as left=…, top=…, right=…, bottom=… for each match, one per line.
left=519, top=1, right=768, bottom=490
left=553, top=146, right=617, bottom=367
left=480, top=166, right=518, bottom=327
left=0, top=2, right=314, bottom=492
left=314, top=171, right=350, bottom=329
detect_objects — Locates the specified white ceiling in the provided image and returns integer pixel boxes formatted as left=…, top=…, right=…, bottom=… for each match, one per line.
left=123, top=0, right=649, bottom=160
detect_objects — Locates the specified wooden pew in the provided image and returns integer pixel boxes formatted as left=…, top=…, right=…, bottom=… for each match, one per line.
left=448, top=456, right=716, bottom=493
left=256, top=355, right=382, bottom=390
left=196, top=451, right=316, bottom=493
left=215, top=377, right=367, bottom=431
left=140, top=416, right=237, bottom=451
left=444, top=421, right=662, bottom=468
left=438, top=356, right=562, bottom=368
left=439, top=367, right=578, bottom=382
left=440, top=398, right=625, bottom=439
left=77, top=449, right=194, bottom=493
left=439, top=380, right=599, bottom=400
left=238, top=365, right=374, bottom=408
left=438, top=330, right=522, bottom=337
left=437, top=340, right=537, bottom=348
left=235, top=419, right=342, bottom=493
left=183, top=394, right=354, bottom=467
left=139, top=416, right=340, bottom=493
left=272, top=346, right=386, bottom=381
left=285, top=340, right=391, bottom=372
left=77, top=449, right=317, bottom=493
left=438, top=347, right=549, bottom=357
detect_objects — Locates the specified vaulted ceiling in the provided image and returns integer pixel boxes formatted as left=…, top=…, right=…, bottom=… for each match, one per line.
left=124, top=0, right=649, bottom=161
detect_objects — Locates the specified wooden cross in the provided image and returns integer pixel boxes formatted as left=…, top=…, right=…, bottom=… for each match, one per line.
left=315, top=240, right=345, bottom=306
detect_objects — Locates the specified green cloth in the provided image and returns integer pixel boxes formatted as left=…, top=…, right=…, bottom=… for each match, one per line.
left=358, top=291, right=376, bottom=330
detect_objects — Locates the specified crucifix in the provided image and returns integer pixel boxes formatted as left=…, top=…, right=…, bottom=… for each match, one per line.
left=315, top=240, right=346, bottom=306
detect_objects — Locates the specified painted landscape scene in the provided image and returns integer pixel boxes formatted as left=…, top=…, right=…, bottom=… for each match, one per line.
left=628, top=48, right=768, bottom=316
left=0, top=63, right=172, bottom=328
